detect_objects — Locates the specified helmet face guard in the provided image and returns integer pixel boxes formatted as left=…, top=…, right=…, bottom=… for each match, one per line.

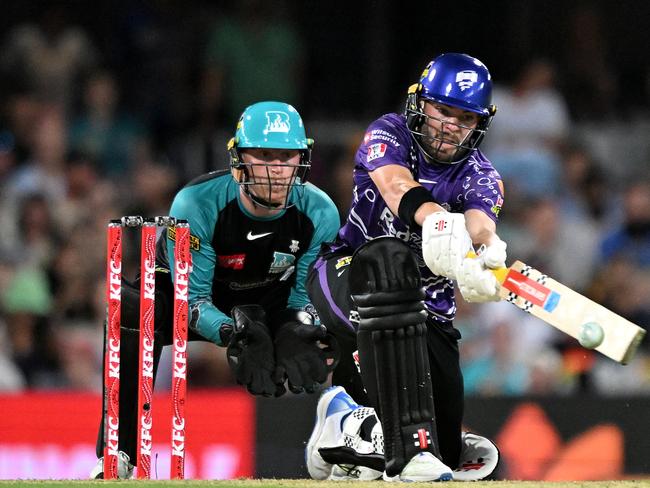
left=405, top=53, right=496, bottom=165
left=228, top=101, right=313, bottom=209
left=230, top=147, right=311, bottom=209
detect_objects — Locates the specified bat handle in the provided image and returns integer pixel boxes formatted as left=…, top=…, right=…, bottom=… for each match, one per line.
left=466, top=249, right=509, bottom=284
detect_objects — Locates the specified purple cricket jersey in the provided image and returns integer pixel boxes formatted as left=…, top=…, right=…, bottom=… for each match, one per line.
left=331, top=113, right=504, bottom=323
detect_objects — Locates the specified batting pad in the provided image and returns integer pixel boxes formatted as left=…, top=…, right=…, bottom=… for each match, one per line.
left=350, top=237, right=440, bottom=477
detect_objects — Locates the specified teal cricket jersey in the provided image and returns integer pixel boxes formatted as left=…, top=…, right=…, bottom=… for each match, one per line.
left=157, top=170, right=339, bottom=345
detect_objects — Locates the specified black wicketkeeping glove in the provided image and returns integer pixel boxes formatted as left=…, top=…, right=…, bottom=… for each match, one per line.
left=272, top=310, right=340, bottom=394
left=226, top=305, right=280, bottom=397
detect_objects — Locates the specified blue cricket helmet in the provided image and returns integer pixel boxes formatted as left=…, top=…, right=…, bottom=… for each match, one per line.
left=405, top=53, right=497, bottom=164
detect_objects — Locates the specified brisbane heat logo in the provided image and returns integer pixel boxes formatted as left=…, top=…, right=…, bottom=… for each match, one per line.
left=264, top=111, right=290, bottom=134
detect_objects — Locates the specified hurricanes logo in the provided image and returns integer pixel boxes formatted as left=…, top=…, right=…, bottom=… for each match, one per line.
left=456, top=70, right=478, bottom=91
left=264, top=111, right=290, bottom=134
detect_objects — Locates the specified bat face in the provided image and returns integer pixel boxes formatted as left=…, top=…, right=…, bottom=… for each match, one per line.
left=495, top=261, right=646, bottom=364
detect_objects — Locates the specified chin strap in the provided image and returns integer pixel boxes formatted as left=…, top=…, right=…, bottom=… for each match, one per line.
left=243, top=187, right=283, bottom=209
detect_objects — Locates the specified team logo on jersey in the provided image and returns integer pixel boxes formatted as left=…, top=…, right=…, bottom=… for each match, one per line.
left=269, top=251, right=296, bottom=274
left=264, top=111, right=290, bottom=134
left=491, top=195, right=504, bottom=217
left=218, top=254, right=245, bottom=270
left=367, top=143, right=387, bottom=162
left=456, top=70, right=478, bottom=91
left=289, top=240, right=300, bottom=253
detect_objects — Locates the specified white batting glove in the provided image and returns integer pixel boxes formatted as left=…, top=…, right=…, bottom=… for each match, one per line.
left=477, top=236, right=507, bottom=269
left=457, top=257, right=500, bottom=303
left=422, top=212, right=473, bottom=280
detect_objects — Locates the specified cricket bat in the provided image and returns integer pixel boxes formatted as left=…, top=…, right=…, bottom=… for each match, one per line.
left=486, top=260, right=646, bottom=364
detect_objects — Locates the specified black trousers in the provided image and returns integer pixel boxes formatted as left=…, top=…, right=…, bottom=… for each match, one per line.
left=306, top=252, right=464, bottom=468
left=96, top=271, right=206, bottom=464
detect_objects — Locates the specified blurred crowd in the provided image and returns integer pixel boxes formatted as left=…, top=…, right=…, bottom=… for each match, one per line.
left=0, top=1, right=648, bottom=396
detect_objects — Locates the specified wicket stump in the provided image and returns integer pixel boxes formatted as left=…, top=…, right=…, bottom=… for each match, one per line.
left=103, top=216, right=191, bottom=479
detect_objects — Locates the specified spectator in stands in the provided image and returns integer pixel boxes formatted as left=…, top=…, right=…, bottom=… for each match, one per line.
left=202, top=0, right=305, bottom=124
left=69, top=70, right=147, bottom=177
left=0, top=4, right=98, bottom=113
left=1, top=266, right=62, bottom=387
left=507, top=197, right=599, bottom=292
left=557, top=144, right=617, bottom=230
left=483, top=59, right=570, bottom=202
left=600, top=180, right=650, bottom=267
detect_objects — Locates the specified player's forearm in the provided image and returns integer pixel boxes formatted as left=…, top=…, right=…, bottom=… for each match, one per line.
left=414, top=201, right=446, bottom=226
left=370, top=166, right=444, bottom=220
left=464, top=208, right=498, bottom=246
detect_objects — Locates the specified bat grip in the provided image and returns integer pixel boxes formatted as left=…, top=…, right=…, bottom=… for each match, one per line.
left=466, top=249, right=509, bottom=284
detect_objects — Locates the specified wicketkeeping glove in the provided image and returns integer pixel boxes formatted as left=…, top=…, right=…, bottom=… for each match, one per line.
left=272, top=310, right=340, bottom=394
left=226, top=305, right=280, bottom=397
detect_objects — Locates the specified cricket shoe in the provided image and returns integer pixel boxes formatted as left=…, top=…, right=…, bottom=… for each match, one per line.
left=89, top=451, right=134, bottom=479
left=306, top=385, right=384, bottom=480
left=383, top=452, right=453, bottom=482
left=452, top=431, right=500, bottom=481
left=329, top=463, right=383, bottom=481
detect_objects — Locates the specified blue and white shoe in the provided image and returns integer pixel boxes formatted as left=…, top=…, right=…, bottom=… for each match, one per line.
left=383, top=452, right=453, bottom=482
left=306, top=385, right=384, bottom=480
left=306, top=386, right=358, bottom=480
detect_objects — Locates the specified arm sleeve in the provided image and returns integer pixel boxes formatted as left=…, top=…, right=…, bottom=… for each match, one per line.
left=287, top=187, right=340, bottom=313
left=167, top=188, right=232, bottom=346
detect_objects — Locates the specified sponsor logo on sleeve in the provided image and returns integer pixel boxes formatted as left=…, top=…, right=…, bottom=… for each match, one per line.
left=491, top=195, right=504, bottom=217
left=167, top=227, right=200, bottom=251
left=364, top=129, right=400, bottom=147
left=367, top=143, right=388, bottom=162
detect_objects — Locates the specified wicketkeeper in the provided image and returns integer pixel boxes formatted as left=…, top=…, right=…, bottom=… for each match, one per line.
left=91, top=101, right=340, bottom=478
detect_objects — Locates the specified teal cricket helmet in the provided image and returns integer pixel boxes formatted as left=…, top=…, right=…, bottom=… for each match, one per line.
left=234, top=101, right=311, bottom=149
left=228, top=101, right=313, bottom=209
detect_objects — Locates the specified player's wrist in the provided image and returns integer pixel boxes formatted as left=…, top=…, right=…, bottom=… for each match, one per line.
left=398, top=186, right=437, bottom=228
left=218, top=322, right=234, bottom=346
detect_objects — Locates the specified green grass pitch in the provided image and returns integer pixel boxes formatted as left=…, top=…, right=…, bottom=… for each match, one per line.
left=0, top=480, right=648, bottom=487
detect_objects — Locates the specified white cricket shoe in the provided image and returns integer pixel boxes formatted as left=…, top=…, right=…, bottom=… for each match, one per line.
left=89, top=451, right=134, bottom=479
left=383, top=452, right=453, bottom=482
left=306, top=385, right=384, bottom=480
left=329, top=463, right=383, bottom=481
left=306, top=386, right=357, bottom=480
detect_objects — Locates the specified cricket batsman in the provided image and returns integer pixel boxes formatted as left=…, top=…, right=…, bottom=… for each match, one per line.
left=305, top=53, right=505, bottom=481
